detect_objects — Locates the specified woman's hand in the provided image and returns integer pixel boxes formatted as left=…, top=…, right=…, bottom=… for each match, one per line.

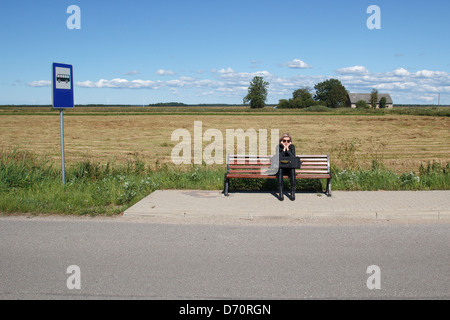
left=282, top=141, right=291, bottom=152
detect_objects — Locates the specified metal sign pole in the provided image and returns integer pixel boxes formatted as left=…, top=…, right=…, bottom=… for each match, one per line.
left=52, top=62, right=73, bottom=184
left=60, top=109, right=66, bottom=184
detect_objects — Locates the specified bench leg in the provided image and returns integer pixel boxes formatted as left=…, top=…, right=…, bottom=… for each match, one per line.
left=223, top=175, right=230, bottom=196
left=326, top=178, right=332, bottom=197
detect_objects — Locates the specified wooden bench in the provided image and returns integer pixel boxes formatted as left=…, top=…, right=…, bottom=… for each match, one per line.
left=223, top=154, right=332, bottom=197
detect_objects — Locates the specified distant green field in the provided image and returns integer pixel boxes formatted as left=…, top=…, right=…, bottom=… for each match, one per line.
left=0, top=105, right=449, bottom=117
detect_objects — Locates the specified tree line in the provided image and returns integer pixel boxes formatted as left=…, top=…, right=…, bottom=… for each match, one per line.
left=243, top=76, right=386, bottom=109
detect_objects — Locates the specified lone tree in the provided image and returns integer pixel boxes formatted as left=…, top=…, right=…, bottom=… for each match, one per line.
left=243, top=76, right=269, bottom=109
left=370, top=89, right=379, bottom=109
left=314, top=79, right=348, bottom=108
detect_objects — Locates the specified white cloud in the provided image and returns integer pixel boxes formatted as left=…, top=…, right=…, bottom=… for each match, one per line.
left=71, top=71, right=322, bottom=101
left=123, top=70, right=140, bottom=75
left=372, top=81, right=417, bottom=91
left=415, top=70, right=447, bottom=78
left=283, top=59, right=312, bottom=69
left=156, top=69, right=176, bottom=76
left=212, top=69, right=273, bottom=83
left=392, top=68, right=410, bottom=76
left=27, top=80, right=51, bottom=87
left=76, top=78, right=157, bottom=89
left=217, top=67, right=235, bottom=74
left=417, top=95, right=436, bottom=102
left=29, top=66, right=450, bottom=103
left=336, top=66, right=369, bottom=75
left=335, top=67, right=450, bottom=101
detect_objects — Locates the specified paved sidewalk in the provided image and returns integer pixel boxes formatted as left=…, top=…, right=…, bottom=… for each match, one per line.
left=124, top=190, right=450, bottom=220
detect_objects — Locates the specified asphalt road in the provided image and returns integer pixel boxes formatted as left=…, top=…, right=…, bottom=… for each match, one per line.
left=0, top=216, right=449, bottom=300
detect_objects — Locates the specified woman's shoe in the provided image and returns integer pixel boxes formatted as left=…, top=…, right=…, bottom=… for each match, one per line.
left=278, top=183, right=284, bottom=201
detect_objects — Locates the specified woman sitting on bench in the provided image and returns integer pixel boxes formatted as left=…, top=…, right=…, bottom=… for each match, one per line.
left=277, top=133, right=296, bottom=201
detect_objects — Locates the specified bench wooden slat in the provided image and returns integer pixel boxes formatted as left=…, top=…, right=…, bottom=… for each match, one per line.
left=300, top=159, right=328, bottom=165
left=229, top=157, right=270, bottom=159
left=229, top=166, right=271, bottom=169
left=299, top=158, right=327, bottom=161
left=229, top=166, right=328, bottom=170
left=230, top=162, right=328, bottom=166
left=230, top=155, right=324, bottom=157
left=226, top=174, right=276, bottom=179
left=230, top=155, right=326, bottom=159
left=298, top=155, right=329, bottom=158
left=229, top=168, right=329, bottom=172
left=226, top=174, right=331, bottom=179
left=229, top=162, right=271, bottom=165
left=229, top=169, right=270, bottom=172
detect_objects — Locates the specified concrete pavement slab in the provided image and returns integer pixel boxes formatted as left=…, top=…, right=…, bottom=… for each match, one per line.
left=124, top=190, right=450, bottom=220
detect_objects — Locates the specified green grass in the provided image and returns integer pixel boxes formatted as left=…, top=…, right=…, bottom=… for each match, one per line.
left=0, top=149, right=224, bottom=215
left=331, top=164, right=449, bottom=191
left=1, top=105, right=449, bottom=117
left=1, top=149, right=449, bottom=216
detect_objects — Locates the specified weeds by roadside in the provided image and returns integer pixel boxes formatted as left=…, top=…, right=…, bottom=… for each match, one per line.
left=1, top=149, right=448, bottom=216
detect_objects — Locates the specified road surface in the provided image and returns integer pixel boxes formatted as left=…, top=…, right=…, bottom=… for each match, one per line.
left=0, top=216, right=449, bottom=300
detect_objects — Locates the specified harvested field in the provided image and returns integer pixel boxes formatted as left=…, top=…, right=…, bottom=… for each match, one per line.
left=0, top=113, right=449, bottom=172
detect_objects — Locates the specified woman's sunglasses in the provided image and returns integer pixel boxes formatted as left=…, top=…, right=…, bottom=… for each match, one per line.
left=282, top=139, right=291, bottom=143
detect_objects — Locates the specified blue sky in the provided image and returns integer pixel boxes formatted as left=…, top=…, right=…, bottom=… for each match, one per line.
left=1, top=0, right=449, bottom=105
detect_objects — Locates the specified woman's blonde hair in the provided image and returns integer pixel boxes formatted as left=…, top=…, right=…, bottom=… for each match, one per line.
left=279, top=133, right=293, bottom=143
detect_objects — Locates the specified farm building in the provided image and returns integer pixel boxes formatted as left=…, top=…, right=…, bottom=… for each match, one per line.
left=348, top=93, right=394, bottom=109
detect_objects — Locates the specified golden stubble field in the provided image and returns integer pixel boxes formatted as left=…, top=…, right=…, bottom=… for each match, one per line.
left=1, top=114, right=449, bottom=172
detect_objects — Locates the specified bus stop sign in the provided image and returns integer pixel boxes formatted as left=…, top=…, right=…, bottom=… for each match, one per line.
left=52, top=63, right=74, bottom=109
